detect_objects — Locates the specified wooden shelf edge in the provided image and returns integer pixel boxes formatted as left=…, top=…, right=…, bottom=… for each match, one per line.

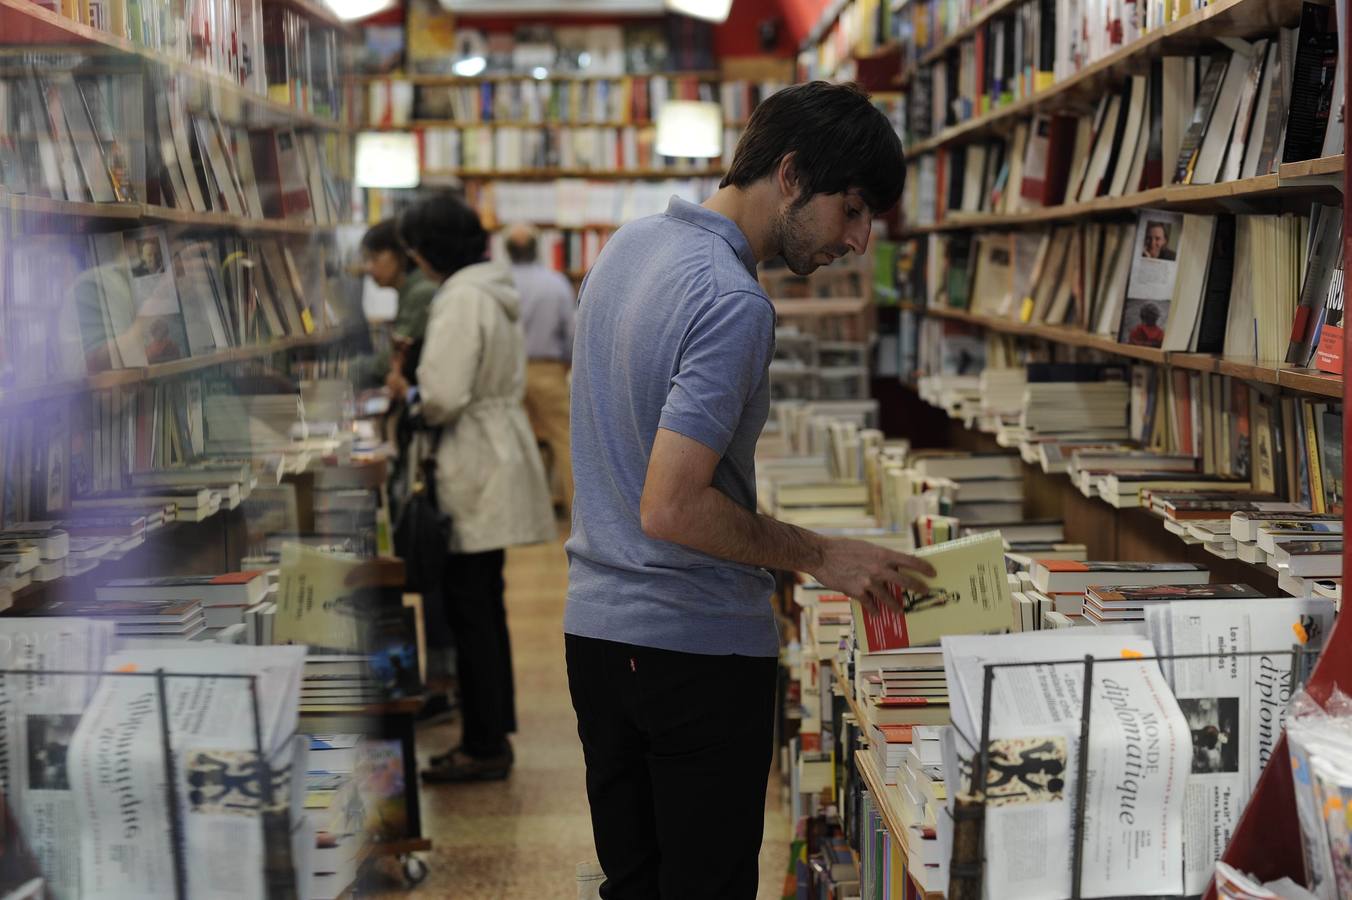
left=425, top=168, right=724, bottom=180
left=366, top=119, right=659, bottom=131
left=903, top=305, right=1343, bottom=395
left=0, top=328, right=356, bottom=410
left=354, top=70, right=721, bottom=85
left=901, top=166, right=1327, bottom=235
left=918, top=0, right=1028, bottom=68
left=853, top=749, right=947, bottom=900
left=1278, top=154, right=1346, bottom=180
left=1, top=192, right=348, bottom=231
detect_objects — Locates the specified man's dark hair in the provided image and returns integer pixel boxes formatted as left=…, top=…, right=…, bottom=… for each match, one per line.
left=506, top=233, right=537, bottom=264
left=397, top=192, right=488, bottom=278
left=360, top=219, right=416, bottom=271
left=721, top=81, right=904, bottom=213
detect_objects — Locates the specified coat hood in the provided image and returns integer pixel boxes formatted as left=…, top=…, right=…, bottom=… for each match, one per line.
left=447, top=261, right=521, bottom=322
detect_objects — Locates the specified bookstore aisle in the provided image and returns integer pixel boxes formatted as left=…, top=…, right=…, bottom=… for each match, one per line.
left=368, top=537, right=792, bottom=900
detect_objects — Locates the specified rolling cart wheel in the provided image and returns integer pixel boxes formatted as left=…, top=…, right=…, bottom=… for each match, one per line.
left=401, top=854, right=429, bottom=887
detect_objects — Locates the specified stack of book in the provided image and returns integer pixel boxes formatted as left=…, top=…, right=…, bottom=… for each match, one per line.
left=848, top=532, right=1013, bottom=737
left=772, top=480, right=872, bottom=530
left=1019, top=364, right=1131, bottom=441
left=795, top=583, right=854, bottom=660
left=299, top=655, right=386, bottom=710
left=868, top=722, right=914, bottom=785
left=1029, top=559, right=1210, bottom=617
left=303, top=734, right=366, bottom=900
left=95, top=570, right=270, bottom=630
left=895, top=724, right=947, bottom=893
left=1082, top=583, right=1264, bottom=625
left=73, top=485, right=223, bottom=524
left=912, top=450, right=1024, bottom=524
left=203, top=392, right=307, bottom=455
left=31, top=598, right=208, bottom=643
left=0, top=526, right=70, bottom=586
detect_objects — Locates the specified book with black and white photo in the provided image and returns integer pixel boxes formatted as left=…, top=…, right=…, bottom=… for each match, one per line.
left=1118, top=210, right=1184, bottom=348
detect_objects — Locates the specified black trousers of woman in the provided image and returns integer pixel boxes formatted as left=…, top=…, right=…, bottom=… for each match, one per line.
left=443, top=548, right=516, bottom=758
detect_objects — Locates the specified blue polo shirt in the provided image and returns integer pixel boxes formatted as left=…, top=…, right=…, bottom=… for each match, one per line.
left=563, top=197, right=779, bottom=657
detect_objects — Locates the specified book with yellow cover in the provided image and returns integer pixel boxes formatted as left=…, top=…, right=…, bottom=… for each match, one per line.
left=851, top=531, right=1014, bottom=651
left=274, top=543, right=366, bottom=651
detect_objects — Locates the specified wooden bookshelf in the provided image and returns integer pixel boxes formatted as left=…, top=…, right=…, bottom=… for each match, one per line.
left=902, top=380, right=1292, bottom=594
left=856, top=40, right=904, bottom=65
left=0, top=328, right=358, bottom=414
left=916, top=0, right=1025, bottom=69
left=904, top=0, right=1305, bottom=156
left=901, top=303, right=1344, bottom=397
left=425, top=167, right=725, bottom=180
left=0, top=0, right=353, bottom=132
left=358, top=70, right=722, bottom=85
left=369, top=119, right=750, bottom=131
left=900, top=157, right=1343, bottom=236
left=853, top=749, right=946, bottom=900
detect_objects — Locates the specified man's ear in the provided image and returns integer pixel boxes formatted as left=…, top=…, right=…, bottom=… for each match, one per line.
left=774, top=152, right=802, bottom=204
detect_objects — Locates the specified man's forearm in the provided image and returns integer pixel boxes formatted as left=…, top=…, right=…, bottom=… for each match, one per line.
left=647, top=484, right=827, bottom=575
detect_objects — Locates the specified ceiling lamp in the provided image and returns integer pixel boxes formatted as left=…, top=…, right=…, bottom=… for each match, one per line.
left=664, top=0, right=733, bottom=23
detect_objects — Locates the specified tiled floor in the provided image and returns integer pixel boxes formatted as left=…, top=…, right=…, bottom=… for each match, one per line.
left=367, top=538, right=792, bottom=899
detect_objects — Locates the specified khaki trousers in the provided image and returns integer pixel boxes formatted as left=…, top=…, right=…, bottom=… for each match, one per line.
left=524, top=359, right=573, bottom=514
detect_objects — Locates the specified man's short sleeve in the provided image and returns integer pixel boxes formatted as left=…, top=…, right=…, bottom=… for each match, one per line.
left=658, top=291, right=775, bottom=456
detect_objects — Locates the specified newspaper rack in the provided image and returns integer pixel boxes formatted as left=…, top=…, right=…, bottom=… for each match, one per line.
left=3, top=666, right=297, bottom=900
left=944, top=646, right=1322, bottom=900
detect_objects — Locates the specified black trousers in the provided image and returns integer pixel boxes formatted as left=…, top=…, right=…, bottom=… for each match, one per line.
left=565, top=634, right=777, bottom=900
left=444, top=549, right=515, bottom=757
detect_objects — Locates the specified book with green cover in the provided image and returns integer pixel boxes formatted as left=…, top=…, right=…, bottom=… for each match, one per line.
left=851, top=531, right=1014, bottom=651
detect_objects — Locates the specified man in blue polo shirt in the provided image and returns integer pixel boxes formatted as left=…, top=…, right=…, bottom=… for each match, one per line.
left=564, top=81, right=935, bottom=900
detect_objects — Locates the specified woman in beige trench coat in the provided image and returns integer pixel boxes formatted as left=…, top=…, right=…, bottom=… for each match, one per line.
left=395, top=193, right=555, bottom=782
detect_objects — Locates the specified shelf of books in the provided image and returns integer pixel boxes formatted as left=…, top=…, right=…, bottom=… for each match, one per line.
left=0, top=0, right=436, bottom=895
left=0, top=0, right=353, bottom=130
left=798, top=0, right=907, bottom=82
left=901, top=0, right=1308, bottom=157
left=769, top=0, right=1351, bottom=888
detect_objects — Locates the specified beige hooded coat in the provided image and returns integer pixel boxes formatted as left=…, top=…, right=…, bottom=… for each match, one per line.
left=416, top=261, right=557, bottom=554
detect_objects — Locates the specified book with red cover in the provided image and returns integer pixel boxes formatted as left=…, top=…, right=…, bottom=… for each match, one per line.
left=1020, top=114, right=1077, bottom=207
left=875, top=724, right=914, bottom=743
left=851, top=532, right=1013, bottom=651
left=1315, top=323, right=1345, bottom=374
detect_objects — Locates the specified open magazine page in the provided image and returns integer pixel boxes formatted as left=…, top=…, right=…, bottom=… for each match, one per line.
left=942, top=631, right=1190, bottom=899
left=0, top=620, right=113, bottom=900
left=67, top=646, right=306, bottom=900
left=1148, top=598, right=1336, bottom=894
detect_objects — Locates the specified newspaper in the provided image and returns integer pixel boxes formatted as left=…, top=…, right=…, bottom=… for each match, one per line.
left=1145, top=597, right=1335, bottom=895
left=67, top=645, right=306, bottom=900
left=942, top=631, right=1190, bottom=899
left=0, top=620, right=113, bottom=900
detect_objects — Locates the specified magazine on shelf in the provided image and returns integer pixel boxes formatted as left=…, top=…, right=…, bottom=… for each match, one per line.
left=942, top=630, right=1190, bottom=899
left=1144, top=596, right=1336, bottom=894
